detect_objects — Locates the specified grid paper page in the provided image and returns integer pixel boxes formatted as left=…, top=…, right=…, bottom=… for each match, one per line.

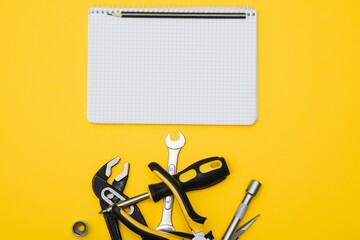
left=88, top=8, right=257, bottom=125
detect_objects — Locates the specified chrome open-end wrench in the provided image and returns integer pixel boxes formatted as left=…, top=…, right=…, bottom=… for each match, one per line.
left=156, top=131, right=186, bottom=232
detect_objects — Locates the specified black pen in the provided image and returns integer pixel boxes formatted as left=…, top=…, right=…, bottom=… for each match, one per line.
left=108, top=11, right=246, bottom=19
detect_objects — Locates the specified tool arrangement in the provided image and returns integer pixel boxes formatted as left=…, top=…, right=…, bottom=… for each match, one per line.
left=91, top=132, right=262, bottom=239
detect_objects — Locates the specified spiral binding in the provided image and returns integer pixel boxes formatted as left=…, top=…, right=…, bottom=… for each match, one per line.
left=89, top=5, right=256, bottom=17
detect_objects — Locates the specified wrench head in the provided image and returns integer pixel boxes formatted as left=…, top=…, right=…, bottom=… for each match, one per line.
left=165, top=131, right=186, bottom=149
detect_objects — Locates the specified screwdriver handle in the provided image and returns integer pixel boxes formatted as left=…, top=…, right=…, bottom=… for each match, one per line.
left=149, top=156, right=229, bottom=202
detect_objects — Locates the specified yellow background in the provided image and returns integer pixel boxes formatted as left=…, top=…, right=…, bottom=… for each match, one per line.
left=0, top=0, right=359, bottom=239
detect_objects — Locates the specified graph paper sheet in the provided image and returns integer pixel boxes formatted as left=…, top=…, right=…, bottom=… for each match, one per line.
left=88, top=8, right=257, bottom=125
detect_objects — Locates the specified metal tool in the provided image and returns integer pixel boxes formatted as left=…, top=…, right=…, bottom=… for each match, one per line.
left=112, top=162, right=216, bottom=240
left=156, top=131, right=186, bottom=232
left=231, top=214, right=260, bottom=240
left=92, top=157, right=147, bottom=240
left=100, top=156, right=230, bottom=213
left=72, top=221, right=88, bottom=237
left=222, top=180, right=261, bottom=240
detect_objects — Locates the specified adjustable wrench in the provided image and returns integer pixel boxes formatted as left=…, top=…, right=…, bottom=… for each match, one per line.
left=156, top=131, right=186, bottom=232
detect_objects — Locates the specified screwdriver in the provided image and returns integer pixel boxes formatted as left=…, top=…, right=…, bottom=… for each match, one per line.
left=100, top=156, right=229, bottom=214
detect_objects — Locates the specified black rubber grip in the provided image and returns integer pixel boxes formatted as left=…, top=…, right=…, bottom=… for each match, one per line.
left=103, top=210, right=122, bottom=240
left=148, top=162, right=206, bottom=224
left=148, top=157, right=229, bottom=202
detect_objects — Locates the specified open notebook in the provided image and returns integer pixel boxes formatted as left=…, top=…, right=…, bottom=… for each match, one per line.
left=88, top=7, right=257, bottom=125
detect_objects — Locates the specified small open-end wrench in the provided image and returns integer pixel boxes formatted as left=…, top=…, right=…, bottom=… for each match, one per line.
left=156, top=131, right=186, bottom=232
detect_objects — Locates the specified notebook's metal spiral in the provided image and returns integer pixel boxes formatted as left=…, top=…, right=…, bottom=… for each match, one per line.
left=89, top=6, right=256, bottom=16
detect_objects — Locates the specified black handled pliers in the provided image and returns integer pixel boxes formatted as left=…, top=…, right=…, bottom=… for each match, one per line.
left=92, top=157, right=148, bottom=240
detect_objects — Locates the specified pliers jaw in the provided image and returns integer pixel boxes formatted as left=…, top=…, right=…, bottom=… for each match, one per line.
left=230, top=214, right=260, bottom=240
left=92, top=157, right=125, bottom=200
